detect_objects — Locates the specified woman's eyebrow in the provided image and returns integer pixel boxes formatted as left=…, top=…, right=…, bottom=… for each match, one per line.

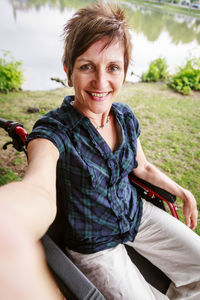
left=76, top=58, right=92, bottom=63
left=109, top=60, right=124, bottom=65
left=76, top=58, right=123, bottom=65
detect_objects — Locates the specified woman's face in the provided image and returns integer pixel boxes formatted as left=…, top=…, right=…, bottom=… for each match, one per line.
left=69, top=37, right=125, bottom=117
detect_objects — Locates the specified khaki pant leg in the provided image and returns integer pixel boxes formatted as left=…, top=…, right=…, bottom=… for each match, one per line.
left=126, top=199, right=200, bottom=300
left=66, top=243, right=167, bottom=300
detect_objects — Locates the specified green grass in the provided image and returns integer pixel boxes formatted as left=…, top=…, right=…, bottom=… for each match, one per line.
left=0, top=167, right=21, bottom=185
left=0, top=83, right=199, bottom=234
left=119, top=82, right=200, bottom=234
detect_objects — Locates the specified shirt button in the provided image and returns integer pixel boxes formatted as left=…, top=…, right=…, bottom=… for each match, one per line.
left=107, top=159, right=117, bottom=169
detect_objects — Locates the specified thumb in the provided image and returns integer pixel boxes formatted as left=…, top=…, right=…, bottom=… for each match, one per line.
left=185, top=217, right=191, bottom=228
left=183, top=207, right=191, bottom=227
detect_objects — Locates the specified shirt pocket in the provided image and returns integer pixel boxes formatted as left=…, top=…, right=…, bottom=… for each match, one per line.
left=84, top=159, right=109, bottom=189
left=118, top=143, right=137, bottom=179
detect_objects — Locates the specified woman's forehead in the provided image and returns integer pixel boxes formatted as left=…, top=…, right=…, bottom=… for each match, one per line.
left=76, top=38, right=125, bottom=64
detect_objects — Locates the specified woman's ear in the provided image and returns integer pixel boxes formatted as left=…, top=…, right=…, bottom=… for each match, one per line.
left=64, top=65, right=73, bottom=87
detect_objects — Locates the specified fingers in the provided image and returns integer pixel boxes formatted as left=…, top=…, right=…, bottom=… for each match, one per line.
left=185, top=215, right=191, bottom=228
left=190, top=210, right=198, bottom=230
left=184, top=206, right=198, bottom=230
left=182, top=189, right=198, bottom=230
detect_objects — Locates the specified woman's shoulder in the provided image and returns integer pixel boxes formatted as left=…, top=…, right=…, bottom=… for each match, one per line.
left=113, top=102, right=140, bottom=136
left=112, top=102, right=137, bottom=118
left=26, top=96, right=75, bottom=154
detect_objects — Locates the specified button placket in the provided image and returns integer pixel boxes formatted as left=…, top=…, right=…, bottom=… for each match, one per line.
left=108, top=186, right=124, bottom=218
left=107, top=158, right=119, bottom=186
left=118, top=217, right=130, bottom=234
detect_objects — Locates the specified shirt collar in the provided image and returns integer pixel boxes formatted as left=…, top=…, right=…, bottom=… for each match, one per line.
left=59, top=95, right=89, bottom=130
left=59, top=95, right=124, bottom=131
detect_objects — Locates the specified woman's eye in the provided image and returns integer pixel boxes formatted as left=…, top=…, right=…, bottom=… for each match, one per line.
left=80, top=64, right=94, bottom=71
left=109, top=65, right=120, bottom=72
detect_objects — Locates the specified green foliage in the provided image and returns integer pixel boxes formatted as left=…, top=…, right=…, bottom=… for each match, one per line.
left=0, top=50, right=24, bottom=93
left=169, top=58, right=200, bottom=95
left=141, top=56, right=200, bottom=95
left=141, top=58, right=169, bottom=82
left=0, top=167, right=21, bottom=185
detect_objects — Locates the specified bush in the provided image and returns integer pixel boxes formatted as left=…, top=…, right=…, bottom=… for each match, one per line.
left=0, top=50, right=24, bottom=93
left=168, top=58, right=200, bottom=95
left=141, top=58, right=169, bottom=82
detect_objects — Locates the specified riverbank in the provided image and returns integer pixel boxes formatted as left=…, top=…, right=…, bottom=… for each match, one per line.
left=123, top=0, right=200, bottom=18
left=0, top=82, right=200, bottom=234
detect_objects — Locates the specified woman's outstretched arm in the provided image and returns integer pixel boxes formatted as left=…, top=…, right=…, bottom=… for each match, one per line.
left=0, top=138, right=59, bottom=240
left=0, top=138, right=65, bottom=299
left=0, top=205, right=64, bottom=300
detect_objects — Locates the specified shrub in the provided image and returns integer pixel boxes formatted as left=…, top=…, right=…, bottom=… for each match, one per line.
left=0, top=50, right=24, bottom=93
left=168, top=58, right=200, bottom=95
left=141, top=58, right=169, bottom=82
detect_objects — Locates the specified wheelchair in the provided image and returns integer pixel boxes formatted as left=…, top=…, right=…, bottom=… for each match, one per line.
left=0, top=117, right=179, bottom=300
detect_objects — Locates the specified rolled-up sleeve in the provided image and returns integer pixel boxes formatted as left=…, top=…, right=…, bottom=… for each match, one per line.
left=26, top=116, right=65, bottom=155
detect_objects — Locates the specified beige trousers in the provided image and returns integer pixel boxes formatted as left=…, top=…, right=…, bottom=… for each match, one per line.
left=67, top=199, right=200, bottom=299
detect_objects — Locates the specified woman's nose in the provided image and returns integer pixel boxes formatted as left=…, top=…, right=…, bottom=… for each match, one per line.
left=92, top=68, right=109, bottom=89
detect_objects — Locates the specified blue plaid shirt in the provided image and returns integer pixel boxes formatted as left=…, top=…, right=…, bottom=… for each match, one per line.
left=27, top=96, right=143, bottom=254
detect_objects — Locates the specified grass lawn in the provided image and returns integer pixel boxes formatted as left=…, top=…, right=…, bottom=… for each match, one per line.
left=0, top=82, right=199, bottom=234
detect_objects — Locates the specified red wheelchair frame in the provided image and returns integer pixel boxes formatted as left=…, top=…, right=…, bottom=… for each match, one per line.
left=0, top=117, right=179, bottom=299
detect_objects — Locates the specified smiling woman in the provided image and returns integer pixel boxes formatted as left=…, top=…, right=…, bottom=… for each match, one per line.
left=62, top=2, right=132, bottom=83
left=0, top=1, right=200, bottom=300
left=67, top=38, right=125, bottom=128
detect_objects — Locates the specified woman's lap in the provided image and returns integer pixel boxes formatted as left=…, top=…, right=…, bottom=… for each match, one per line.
left=67, top=243, right=167, bottom=300
left=66, top=199, right=200, bottom=299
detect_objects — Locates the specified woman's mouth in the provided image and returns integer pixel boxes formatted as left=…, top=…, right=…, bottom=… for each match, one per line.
left=87, top=91, right=110, bottom=101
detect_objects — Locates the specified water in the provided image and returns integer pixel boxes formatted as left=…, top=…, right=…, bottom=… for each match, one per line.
left=0, top=0, right=200, bottom=91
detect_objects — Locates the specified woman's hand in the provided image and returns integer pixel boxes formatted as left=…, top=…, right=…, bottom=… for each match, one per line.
left=182, top=189, right=198, bottom=230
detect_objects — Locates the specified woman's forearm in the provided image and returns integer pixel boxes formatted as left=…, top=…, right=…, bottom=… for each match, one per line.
left=0, top=180, right=57, bottom=241
left=134, top=161, right=198, bottom=229
left=134, top=162, right=185, bottom=198
left=134, top=139, right=187, bottom=199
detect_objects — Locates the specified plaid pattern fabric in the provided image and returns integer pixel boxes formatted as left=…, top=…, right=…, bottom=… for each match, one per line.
left=27, top=96, right=143, bottom=254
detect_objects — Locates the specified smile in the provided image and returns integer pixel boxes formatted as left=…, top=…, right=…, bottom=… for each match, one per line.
left=88, top=92, right=109, bottom=98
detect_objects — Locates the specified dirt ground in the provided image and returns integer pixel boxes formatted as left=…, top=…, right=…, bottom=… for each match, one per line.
left=0, top=135, right=27, bottom=182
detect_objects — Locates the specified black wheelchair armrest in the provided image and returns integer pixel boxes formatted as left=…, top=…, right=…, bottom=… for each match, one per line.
left=41, top=234, right=105, bottom=300
left=129, top=173, right=179, bottom=219
left=129, top=173, right=176, bottom=203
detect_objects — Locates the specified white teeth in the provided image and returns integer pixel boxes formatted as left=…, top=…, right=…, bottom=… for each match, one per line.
left=90, top=92, right=107, bottom=97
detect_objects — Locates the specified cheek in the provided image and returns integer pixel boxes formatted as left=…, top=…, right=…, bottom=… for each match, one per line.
left=71, top=76, right=81, bottom=92
left=72, top=73, right=86, bottom=88
left=114, top=77, right=124, bottom=91
left=73, top=80, right=87, bottom=100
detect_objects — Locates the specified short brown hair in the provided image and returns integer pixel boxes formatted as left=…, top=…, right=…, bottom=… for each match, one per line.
left=62, top=1, right=132, bottom=81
